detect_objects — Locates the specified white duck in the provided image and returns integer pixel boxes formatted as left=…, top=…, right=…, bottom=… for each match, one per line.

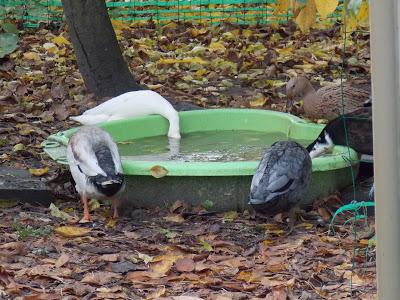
left=70, top=90, right=181, bottom=139
left=67, top=126, right=125, bottom=221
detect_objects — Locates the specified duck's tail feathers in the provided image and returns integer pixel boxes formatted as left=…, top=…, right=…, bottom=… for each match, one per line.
left=70, top=114, right=109, bottom=125
left=90, top=173, right=125, bottom=197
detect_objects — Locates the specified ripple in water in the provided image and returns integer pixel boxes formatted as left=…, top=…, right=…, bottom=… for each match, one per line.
left=118, top=130, right=311, bottom=162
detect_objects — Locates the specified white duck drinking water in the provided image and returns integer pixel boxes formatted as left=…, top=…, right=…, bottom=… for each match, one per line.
left=67, top=126, right=125, bottom=221
left=70, top=90, right=181, bottom=139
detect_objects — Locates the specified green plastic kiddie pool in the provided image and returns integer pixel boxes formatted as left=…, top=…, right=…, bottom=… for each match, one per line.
left=42, top=109, right=359, bottom=213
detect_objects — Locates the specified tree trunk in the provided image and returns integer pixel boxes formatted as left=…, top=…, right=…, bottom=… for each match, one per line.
left=62, top=0, right=142, bottom=98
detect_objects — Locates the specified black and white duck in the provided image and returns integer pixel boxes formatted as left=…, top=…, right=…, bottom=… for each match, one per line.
left=306, top=105, right=372, bottom=157
left=67, top=126, right=125, bottom=221
left=249, top=140, right=322, bottom=234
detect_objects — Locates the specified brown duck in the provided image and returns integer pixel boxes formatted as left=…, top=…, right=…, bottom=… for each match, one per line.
left=286, top=76, right=370, bottom=120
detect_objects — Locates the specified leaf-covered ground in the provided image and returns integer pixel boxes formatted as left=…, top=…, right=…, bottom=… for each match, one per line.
left=0, top=21, right=374, bottom=299
left=1, top=198, right=375, bottom=299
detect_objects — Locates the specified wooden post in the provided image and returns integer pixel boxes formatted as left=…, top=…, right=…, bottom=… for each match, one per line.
left=370, top=0, right=400, bottom=298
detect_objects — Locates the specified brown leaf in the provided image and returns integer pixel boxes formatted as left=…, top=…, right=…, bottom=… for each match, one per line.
left=28, top=264, right=72, bottom=280
left=52, top=104, right=70, bottom=121
left=124, top=231, right=141, bottom=240
left=55, top=253, right=70, bottom=268
left=23, top=294, right=60, bottom=300
left=265, top=286, right=288, bottom=300
left=163, top=214, right=185, bottom=223
left=99, top=253, right=119, bottom=262
left=175, top=257, right=195, bottom=273
left=81, top=271, right=121, bottom=285
left=150, top=165, right=168, bottom=178
left=169, top=200, right=186, bottom=213
left=51, top=83, right=67, bottom=99
left=126, top=270, right=163, bottom=281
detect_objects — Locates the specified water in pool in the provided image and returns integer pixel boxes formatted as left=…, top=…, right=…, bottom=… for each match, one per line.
left=118, top=130, right=311, bottom=162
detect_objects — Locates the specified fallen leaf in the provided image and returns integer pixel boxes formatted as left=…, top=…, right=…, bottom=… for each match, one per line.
left=163, top=214, right=185, bottom=223
left=55, top=253, right=70, bottom=268
left=88, top=199, right=100, bottom=212
left=249, top=97, right=267, bottom=107
left=54, top=226, right=91, bottom=238
left=175, top=257, right=195, bottom=272
left=136, top=251, right=153, bottom=264
left=99, top=253, right=119, bottom=262
left=150, top=254, right=181, bottom=275
left=49, top=203, right=73, bottom=221
left=199, top=239, right=213, bottom=252
left=81, top=271, right=121, bottom=285
left=223, top=211, right=238, bottom=222
left=150, top=165, right=168, bottom=178
left=126, top=270, right=163, bottom=281
left=124, top=231, right=141, bottom=239
left=265, top=286, right=288, bottom=300
left=23, top=52, right=41, bottom=61
left=28, top=264, right=72, bottom=280
left=28, top=167, right=49, bottom=176
left=52, top=35, right=70, bottom=46
left=146, top=286, right=166, bottom=299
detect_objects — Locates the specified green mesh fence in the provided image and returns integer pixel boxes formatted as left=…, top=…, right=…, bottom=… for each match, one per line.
left=0, top=0, right=342, bottom=28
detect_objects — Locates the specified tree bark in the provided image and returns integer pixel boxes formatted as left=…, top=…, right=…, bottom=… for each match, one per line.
left=62, top=0, right=142, bottom=98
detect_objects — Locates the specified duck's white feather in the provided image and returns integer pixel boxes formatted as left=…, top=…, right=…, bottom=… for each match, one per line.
left=70, top=90, right=181, bottom=139
left=67, top=126, right=124, bottom=198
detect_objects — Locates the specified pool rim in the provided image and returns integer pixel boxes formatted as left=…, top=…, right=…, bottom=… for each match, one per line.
left=42, top=108, right=359, bottom=176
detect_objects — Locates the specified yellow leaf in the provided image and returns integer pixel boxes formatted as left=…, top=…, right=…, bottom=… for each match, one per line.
left=314, top=0, right=338, bottom=19
left=163, top=214, right=185, bottom=223
left=29, top=167, right=49, bottom=176
left=106, top=218, right=117, bottom=229
left=54, top=226, right=91, bottom=238
left=150, top=254, right=181, bottom=275
left=223, top=211, right=238, bottom=221
left=23, top=52, right=41, bottom=61
left=356, top=1, right=369, bottom=24
left=236, top=270, right=263, bottom=283
left=52, top=35, right=70, bottom=46
left=274, top=0, right=290, bottom=16
left=146, top=286, right=166, bottom=299
left=43, top=42, right=58, bottom=54
left=249, top=97, right=267, bottom=108
left=209, top=41, right=226, bottom=52
left=157, top=57, right=208, bottom=66
left=150, top=165, right=168, bottom=178
left=111, top=19, right=130, bottom=32
left=295, top=222, right=313, bottom=230
left=89, top=199, right=100, bottom=212
left=295, top=0, right=317, bottom=33
left=242, top=29, right=253, bottom=38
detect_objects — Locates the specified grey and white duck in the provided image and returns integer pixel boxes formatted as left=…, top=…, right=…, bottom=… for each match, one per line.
left=249, top=141, right=323, bottom=234
left=67, top=126, right=125, bottom=221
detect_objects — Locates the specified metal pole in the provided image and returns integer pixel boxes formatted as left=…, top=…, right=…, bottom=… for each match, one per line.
left=370, top=0, right=400, bottom=298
